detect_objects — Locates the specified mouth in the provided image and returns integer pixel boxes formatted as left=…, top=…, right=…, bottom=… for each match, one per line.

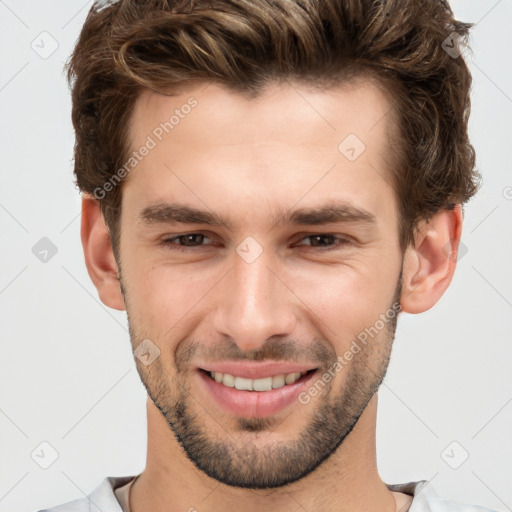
left=200, top=368, right=317, bottom=391
left=196, top=366, right=319, bottom=419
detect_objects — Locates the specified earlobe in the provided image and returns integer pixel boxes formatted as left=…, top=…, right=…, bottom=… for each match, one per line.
left=80, top=195, right=126, bottom=311
left=400, top=205, right=463, bottom=314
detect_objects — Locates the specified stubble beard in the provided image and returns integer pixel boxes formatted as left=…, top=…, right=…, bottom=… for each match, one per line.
left=123, top=270, right=403, bottom=489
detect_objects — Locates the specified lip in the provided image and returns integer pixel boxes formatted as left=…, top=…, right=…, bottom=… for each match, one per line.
left=196, top=368, right=318, bottom=419
left=195, top=361, right=317, bottom=380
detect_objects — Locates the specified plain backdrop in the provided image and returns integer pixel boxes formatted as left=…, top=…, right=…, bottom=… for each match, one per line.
left=0, top=1, right=511, bottom=511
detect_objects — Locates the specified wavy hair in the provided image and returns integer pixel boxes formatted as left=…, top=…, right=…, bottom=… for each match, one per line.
left=66, top=0, right=479, bottom=256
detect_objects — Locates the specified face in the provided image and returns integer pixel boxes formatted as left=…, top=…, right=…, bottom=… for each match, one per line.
left=118, top=80, right=404, bottom=489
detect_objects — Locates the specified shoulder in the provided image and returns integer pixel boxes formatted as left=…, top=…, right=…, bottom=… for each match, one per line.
left=35, top=476, right=135, bottom=512
left=388, top=480, right=500, bottom=512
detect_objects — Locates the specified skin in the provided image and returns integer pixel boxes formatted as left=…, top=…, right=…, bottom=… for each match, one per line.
left=81, top=79, right=463, bottom=512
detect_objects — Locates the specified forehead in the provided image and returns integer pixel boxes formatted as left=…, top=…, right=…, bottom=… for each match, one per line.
left=123, top=79, right=398, bottom=230
left=129, top=78, right=394, bottom=151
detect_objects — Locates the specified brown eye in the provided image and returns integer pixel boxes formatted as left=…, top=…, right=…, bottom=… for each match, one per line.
left=296, top=234, right=352, bottom=250
left=161, top=233, right=213, bottom=249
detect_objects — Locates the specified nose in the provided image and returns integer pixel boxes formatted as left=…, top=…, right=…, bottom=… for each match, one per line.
left=212, top=246, right=297, bottom=353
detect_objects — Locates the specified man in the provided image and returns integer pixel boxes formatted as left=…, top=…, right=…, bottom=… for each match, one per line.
left=39, top=0, right=496, bottom=511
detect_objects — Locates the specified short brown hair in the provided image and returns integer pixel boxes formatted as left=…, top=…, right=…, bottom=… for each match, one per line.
left=66, top=0, right=479, bottom=258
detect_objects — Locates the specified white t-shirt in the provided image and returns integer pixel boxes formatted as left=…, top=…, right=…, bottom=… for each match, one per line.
left=36, top=475, right=500, bottom=512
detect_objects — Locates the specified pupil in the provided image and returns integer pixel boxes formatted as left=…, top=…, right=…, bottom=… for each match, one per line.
left=183, top=234, right=201, bottom=246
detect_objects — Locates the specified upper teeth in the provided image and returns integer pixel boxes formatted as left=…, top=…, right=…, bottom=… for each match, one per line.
left=210, top=371, right=307, bottom=391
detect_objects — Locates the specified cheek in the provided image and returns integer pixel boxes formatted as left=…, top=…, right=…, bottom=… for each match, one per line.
left=287, top=260, right=398, bottom=340
left=126, top=260, right=219, bottom=329
left=123, top=236, right=401, bottom=347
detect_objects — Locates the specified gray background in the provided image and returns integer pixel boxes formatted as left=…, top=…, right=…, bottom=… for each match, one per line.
left=0, top=1, right=511, bottom=511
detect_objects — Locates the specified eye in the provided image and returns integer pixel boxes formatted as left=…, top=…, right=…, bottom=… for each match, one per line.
left=161, top=233, right=214, bottom=249
left=295, top=234, right=352, bottom=250
left=159, top=232, right=353, bottom=252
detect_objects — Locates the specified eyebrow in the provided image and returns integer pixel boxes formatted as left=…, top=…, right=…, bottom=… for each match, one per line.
left=138, top=201, right=377, bottom=229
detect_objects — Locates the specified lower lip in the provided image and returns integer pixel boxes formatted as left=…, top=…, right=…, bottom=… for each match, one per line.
left=197, top=370, right=317, bottom=419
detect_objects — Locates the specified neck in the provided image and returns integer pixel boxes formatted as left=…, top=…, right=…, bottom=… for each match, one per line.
left=130, top=394, right=396, bottom=512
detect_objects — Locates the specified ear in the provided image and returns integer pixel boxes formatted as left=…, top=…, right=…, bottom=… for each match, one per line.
left=80, top=194, right=125, bottom=311
left=400, top=204, right=463, bottom=314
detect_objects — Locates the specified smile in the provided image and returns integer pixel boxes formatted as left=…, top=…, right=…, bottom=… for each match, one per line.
left=197, top=367, right=319, bottom=418
left=206, top=370, right=312, bottom=391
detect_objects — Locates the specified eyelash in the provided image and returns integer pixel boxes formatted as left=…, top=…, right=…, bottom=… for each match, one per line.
left=160, top=233, right=352, bottom=252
